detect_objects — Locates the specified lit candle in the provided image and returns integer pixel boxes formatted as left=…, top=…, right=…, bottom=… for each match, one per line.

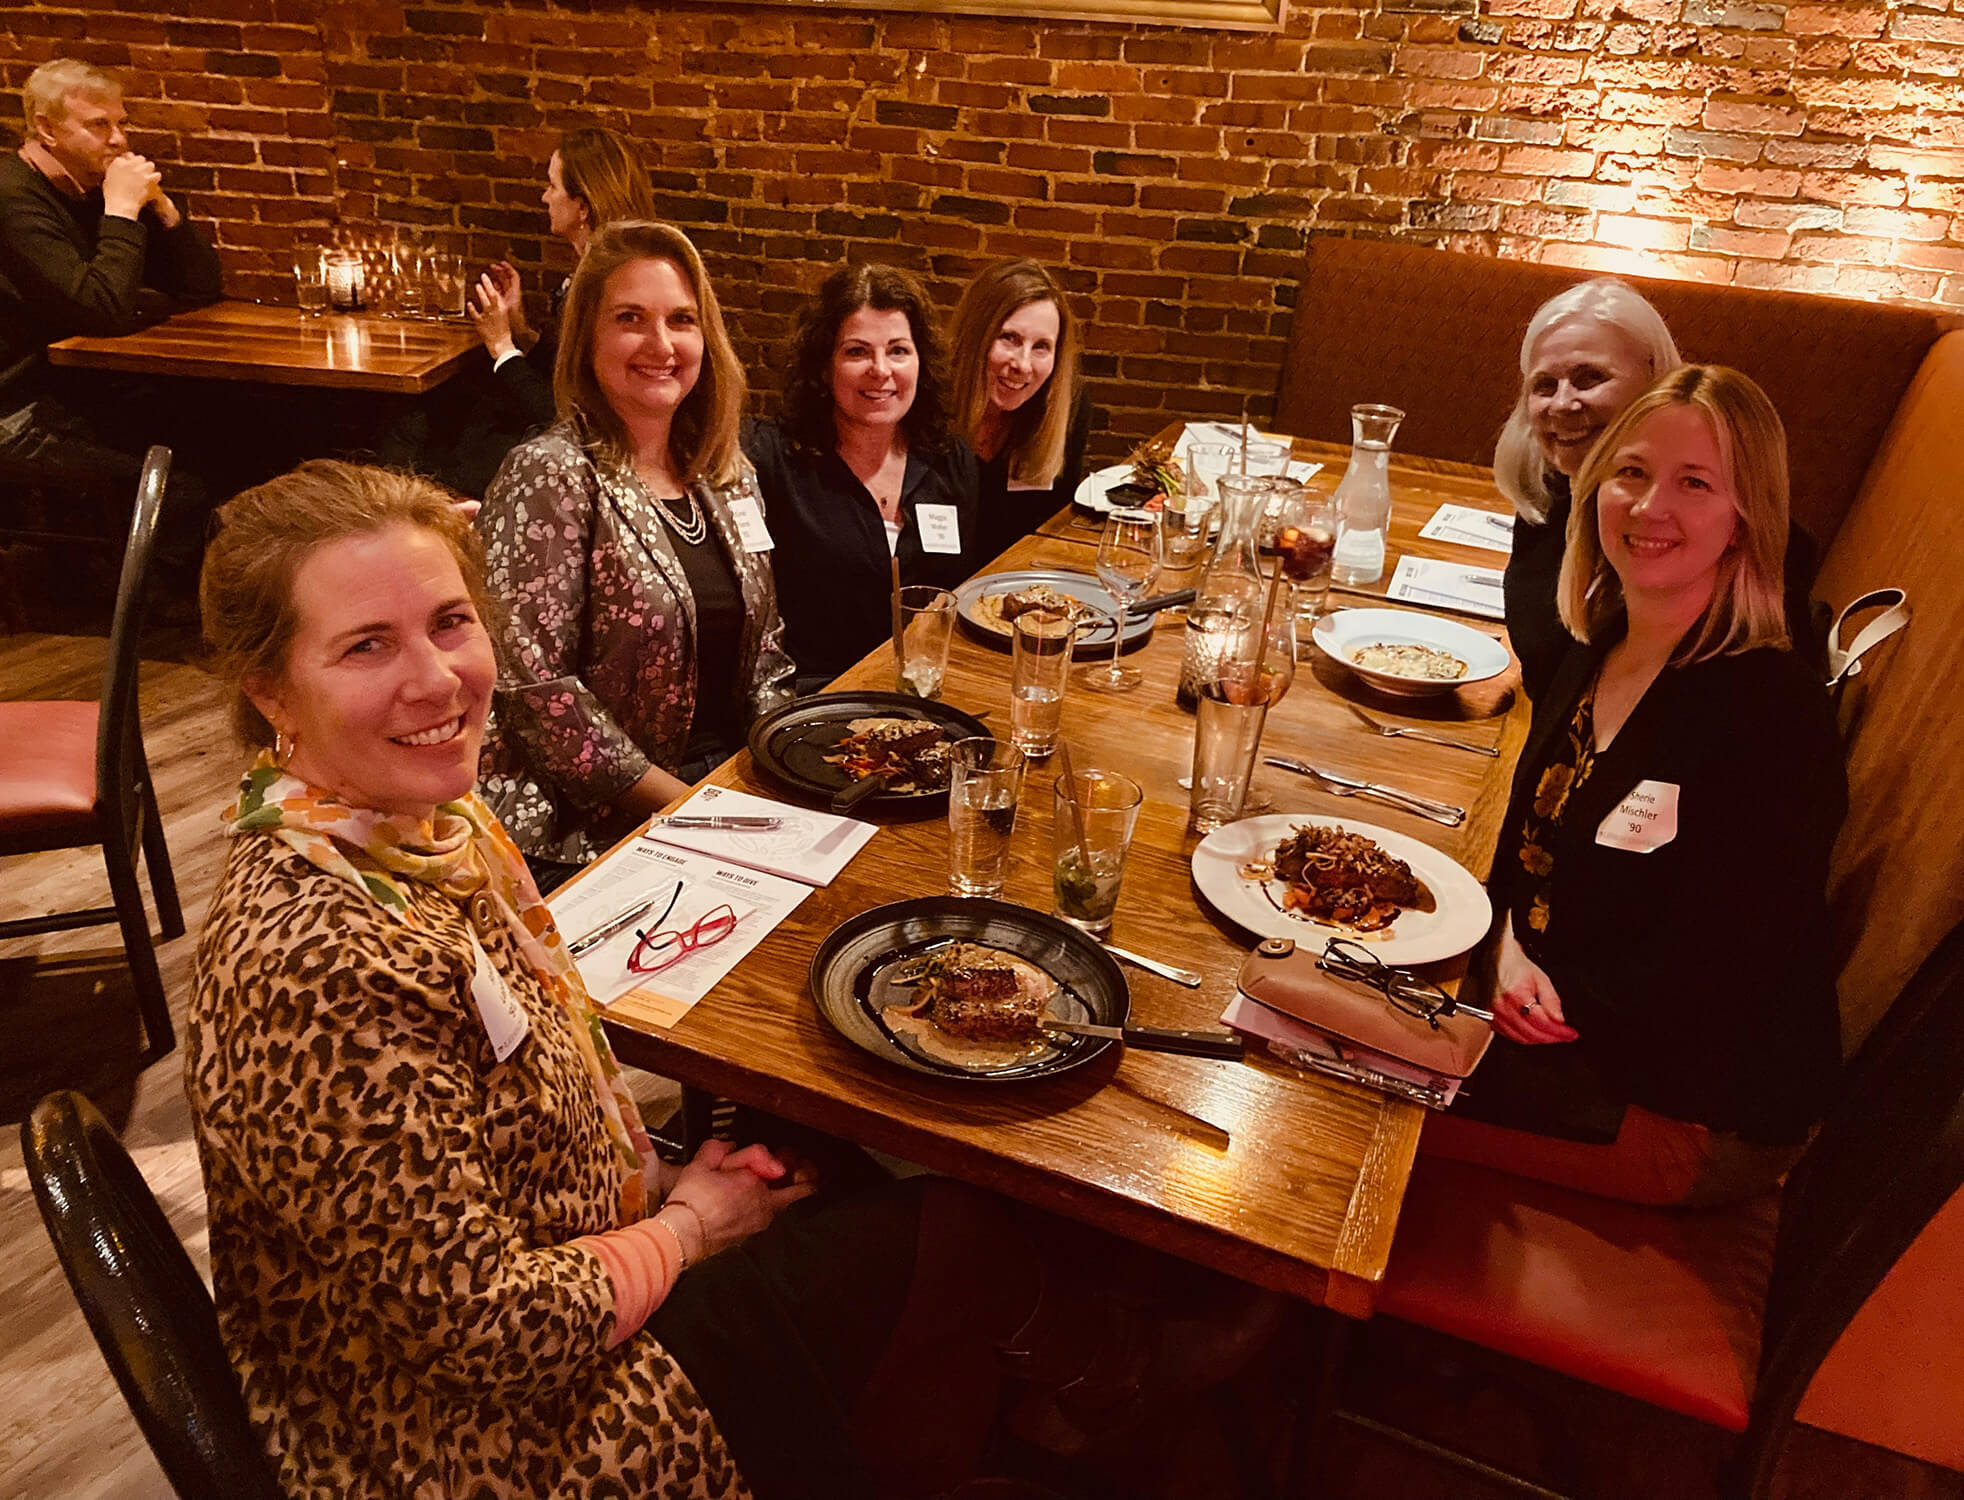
left=326, top=251, right=363, bottom=312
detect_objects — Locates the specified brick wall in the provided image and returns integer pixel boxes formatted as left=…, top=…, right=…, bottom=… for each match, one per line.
left=6, top=0, right=1962, bottom=457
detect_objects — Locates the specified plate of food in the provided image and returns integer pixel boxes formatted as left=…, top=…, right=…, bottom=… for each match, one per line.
left=746, top=692, right=990, bottom=816
left=951, top=569, right=1153, bottom=652
left=1190, top=814, right=1492, bottom=964
left=1072, top=457, right=1181, bottom=516
left=809, top=897, right=1129, bottom=1081
left=1312, top=607, right=1512, bottom=699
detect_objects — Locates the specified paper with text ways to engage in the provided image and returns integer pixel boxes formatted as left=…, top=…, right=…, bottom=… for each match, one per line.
left=549, top=839, right=812, bottom=1028
left=1418, top=503, right=1517, bottom=555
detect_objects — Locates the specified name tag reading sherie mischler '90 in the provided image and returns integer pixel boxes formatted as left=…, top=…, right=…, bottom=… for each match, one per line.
left=1595, top=779, right=1680, bottom=854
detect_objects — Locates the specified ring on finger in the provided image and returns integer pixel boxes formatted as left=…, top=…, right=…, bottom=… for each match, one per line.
left=1519, top=999, right=1539, bottom=1015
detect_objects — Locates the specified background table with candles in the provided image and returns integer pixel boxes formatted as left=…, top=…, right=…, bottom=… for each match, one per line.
left=601, top=442, right=1527, bottom=1318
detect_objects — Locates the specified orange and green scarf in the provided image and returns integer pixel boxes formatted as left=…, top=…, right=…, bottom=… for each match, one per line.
left=229, top=754, right=656, bottom=1223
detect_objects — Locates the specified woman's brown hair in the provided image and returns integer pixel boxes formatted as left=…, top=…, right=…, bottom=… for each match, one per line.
left=553, top=220, right=747, bottom=486
left=555, top=125, right=657, bottom=232
left=779, top=263, right=952, bottom=457
left=1557, top=363, right=1791, bottom=664
left=948, top=259, right=1078, bottom=487
left=200, top=461, right=494, bottom=746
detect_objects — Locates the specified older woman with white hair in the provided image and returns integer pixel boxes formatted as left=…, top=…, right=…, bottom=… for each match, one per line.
left=1493, top=279, right=1681, bottom=701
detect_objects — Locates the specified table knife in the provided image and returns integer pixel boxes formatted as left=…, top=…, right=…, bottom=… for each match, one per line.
left=1043, top=1017, right=1244, bottom=1059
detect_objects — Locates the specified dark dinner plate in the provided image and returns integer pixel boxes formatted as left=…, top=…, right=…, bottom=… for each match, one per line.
left=746, top=691, right=992, bottom=817
left=809, top=897, right=1130, bottom=1082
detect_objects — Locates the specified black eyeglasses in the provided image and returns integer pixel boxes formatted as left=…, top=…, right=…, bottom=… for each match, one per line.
left=1316, top=938, right=1459, bottom=1030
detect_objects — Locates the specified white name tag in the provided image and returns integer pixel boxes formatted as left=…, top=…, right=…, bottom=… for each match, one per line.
left=728, top=496, right=773, bottom=552
left=467, top=932, right=532, bottom=1062
left=1595, top=778, right=1680, bottom=854
left=916, top=503, right=962, bottom=555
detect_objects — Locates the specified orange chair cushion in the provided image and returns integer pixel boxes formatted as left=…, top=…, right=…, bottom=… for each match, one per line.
left=1377, top=1155, right=1778, bottom=1432
left=0, top=700, right=101, bottom=839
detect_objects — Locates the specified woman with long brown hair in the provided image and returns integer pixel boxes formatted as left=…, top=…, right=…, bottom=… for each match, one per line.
left=477, top=220, right=792, bottom=882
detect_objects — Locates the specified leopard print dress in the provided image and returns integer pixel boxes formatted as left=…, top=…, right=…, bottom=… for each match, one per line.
left=186, top=833, right=753, bottom=1500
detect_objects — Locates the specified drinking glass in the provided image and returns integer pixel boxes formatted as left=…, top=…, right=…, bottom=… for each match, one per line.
left=896, top=585, right=955, bottom=699
left=1278, top=490, right=1338, bottom=634
left=1052, top=769, right=1143, bottom=936
left=1184, top=442, right=1235, bottom=506
left=1188, top=682, right=1270, bottom=835
left=432, top=253, right=468, bottom=318
left=293, top=246, right=328, bottom=316
left=1009, top=608, right=1072, bottom=759
left=947, top=737, right=1024, bottom=898
left=1081, top=506, right=1161, bottom=694
left=397, top=244, right=429, bottom=319
left=1242, top=438, right=1292, bottom=478
left=1163, top=489, right=1216, bottom=594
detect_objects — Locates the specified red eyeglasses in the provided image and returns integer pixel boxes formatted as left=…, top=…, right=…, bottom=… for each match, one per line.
left=628, top=904, right=741, bottom=976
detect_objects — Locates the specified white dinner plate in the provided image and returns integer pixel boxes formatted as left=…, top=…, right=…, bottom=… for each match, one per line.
left=1312, top=606, right=1512, bottom=699
left=1072, top=463, right=1155, bottom=516
left=1190, top=814, right=1492, bottom=964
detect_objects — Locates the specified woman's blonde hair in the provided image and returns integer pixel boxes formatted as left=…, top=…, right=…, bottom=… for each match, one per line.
left=200, top=462, right=493, bottom=746
left=948, top=259, right=1079, bottom=487
left=553, top=221, right=746, bottom=487
left=555, top=124, right=656, bottom=231
left=1557, top=364, right=1791, bottom=665
left=1493, top=279, right=1681, bottom=523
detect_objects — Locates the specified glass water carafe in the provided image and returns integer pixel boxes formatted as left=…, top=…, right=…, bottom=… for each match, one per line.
left=1330, top=403, right=1405, bottom=587
left=1177, top=473, right=1268, bottom=710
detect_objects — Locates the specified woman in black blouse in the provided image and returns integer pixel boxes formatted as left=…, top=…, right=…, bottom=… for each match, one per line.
left=1492, top=279, right=1679, bottom=702
left=745, top=264, right=981, bottom=688
left=1428, top=365, right=1846, bottom=1207
left=948, top=259, right=1089, bottom=559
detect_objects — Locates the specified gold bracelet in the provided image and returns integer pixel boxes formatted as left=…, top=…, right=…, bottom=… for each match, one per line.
left=650, top=1211, right=690, bottom=1273
left=661, top=1196, right=709, bottom=1265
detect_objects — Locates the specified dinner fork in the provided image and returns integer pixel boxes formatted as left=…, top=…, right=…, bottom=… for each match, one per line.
left=1262, top=756, right=1466, bottom=827
left=1345, top=702, right=1500, bottom=758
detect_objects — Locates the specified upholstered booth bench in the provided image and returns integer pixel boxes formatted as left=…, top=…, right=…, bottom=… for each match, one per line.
left=1273, top=237, right=1964, bottom=1473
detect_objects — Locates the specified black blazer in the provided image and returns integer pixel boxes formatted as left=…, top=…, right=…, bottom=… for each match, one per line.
left=1489, top=639, right=1846, bottom=1144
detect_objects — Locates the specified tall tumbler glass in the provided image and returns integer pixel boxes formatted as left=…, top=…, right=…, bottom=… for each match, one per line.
left=947, top=737, right=1024, bottom=898
left=1009, top=608, right=1072, bottom=760
left=1187, top=682, right=1270, bottom=835
left=1052, top=769, right=1143, bottom=936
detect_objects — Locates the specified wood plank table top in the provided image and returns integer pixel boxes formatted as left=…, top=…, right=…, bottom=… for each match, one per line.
left=46, top=299, right=485, bottom=394
left=603, top=440, right=1526, bottom=1318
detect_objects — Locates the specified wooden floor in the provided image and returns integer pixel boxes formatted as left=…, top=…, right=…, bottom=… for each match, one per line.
left=2, top=584, right=1958, bottom=1500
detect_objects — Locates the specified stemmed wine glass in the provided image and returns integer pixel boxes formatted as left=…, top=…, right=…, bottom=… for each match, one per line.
left=1082, top=507, right=1162, bottom=693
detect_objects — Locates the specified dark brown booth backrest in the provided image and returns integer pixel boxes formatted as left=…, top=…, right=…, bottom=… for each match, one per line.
left=1273, top=237, right=1957, bottom=550
left=1813, top=330, right=1964, bottom=1053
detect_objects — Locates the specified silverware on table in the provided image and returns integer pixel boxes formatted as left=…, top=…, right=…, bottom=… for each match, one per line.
left=1345, top=702, right=1500, bottom=758
left=1102, top=944, right=1204, bottom=988
left=650, top=815, right=784, bottom=831
left=1262, top=756, right=1466, bottom=827
left=1043, top=1016, right=1243, bottom=1060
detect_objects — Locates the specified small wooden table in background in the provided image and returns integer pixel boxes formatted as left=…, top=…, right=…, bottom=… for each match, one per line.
left=47, top=300, right=484, bottom=395
left=602, top=441, right=1525, bottom=1318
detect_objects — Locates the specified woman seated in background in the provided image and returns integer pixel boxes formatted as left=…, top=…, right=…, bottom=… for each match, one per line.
left=188, top=462, right=1270, bottom=1499
left=400, top=125, right=658, bottom=501
left=746, top=263, right=981, bottom=689
left=1428, top=365, right=1846, bottom=1208
left=948, top=259, right=1088, bottom=558
left=477, top=221, right=792, bottom=884
left=1492, top=279, right=1679, bottom=702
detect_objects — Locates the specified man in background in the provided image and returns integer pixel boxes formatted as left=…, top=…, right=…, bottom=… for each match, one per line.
left=0, top=58, right=224, bottom=588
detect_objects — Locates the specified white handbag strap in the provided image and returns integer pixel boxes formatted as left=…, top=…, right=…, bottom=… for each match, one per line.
left=1825, top=587, right=1910, bottom=687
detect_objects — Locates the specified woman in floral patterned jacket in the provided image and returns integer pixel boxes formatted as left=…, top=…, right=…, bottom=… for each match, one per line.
left=478, top=221, right=793, bottom=879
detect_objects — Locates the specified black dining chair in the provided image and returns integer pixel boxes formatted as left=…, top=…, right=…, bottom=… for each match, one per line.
left=1304, top=913, right=1964, bottom=1500
left=22, top=1089, right=285, bottom=1500
left=0, top=446, right=182, bottom=1060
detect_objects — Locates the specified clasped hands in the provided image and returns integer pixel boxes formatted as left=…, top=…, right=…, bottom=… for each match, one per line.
left=102, top=152, right=180, bottom=228
left=656, top=1137, right=818, bottom=1264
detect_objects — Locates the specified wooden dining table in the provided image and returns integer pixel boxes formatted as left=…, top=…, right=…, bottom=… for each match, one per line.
left=46, top=299, right=485, bottom=395
left=602, top=438, right=1527, bottom=1318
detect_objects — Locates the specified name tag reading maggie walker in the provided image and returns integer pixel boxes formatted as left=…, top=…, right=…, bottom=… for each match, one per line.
left=1594, top=778, right=1680, bottom=854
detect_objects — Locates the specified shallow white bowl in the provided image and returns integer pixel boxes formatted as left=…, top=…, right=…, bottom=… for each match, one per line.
left=1312, top=606, right=1512, bottom=698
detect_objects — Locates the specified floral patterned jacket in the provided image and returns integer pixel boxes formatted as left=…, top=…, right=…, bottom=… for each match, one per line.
left=477, top=422, right=794, bottom=863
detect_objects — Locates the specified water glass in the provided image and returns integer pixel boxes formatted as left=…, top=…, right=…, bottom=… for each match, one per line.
left=1083, top=506, right=1161, bottom=694
left=1242, top=438, right=1292, bottom=478
left=397, top=245, right=429, bottom=319
left=896, top=585, right=956, bottom=699
left=1184, top=442, right=1235, bottom=505
left=947, top=737, right=1024, bottom=898
left=1163, top=491, right=1216, bottom=585
left=1009, top=608, right=1073, bottom=759
left=293, top=246, right=328, bottom=316
left=1188, top=681, right=1271, bottom=835
left=1052, top=769, right=1143, bottom=936
left=432, top=253, right=468, bottom=318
